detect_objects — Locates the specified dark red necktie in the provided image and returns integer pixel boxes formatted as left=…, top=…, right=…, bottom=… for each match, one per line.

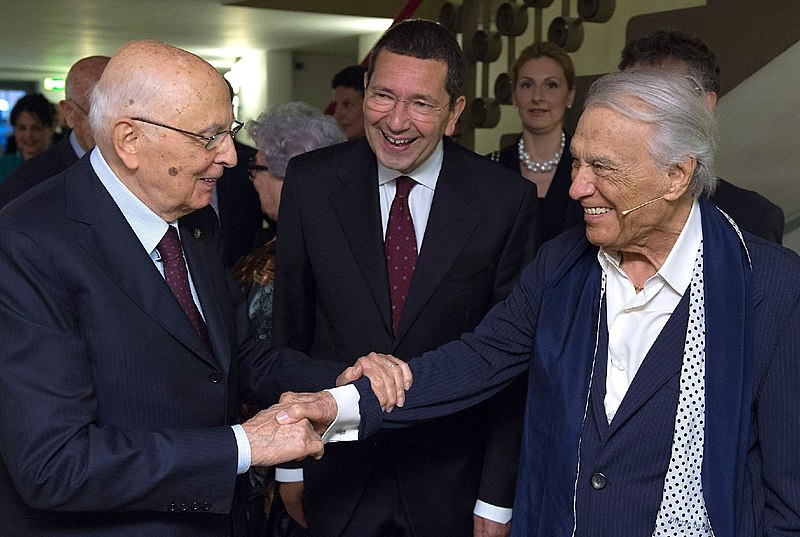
left=157, top=226, right=211, bottom=349
left=385, top=176, right=417, bottom=335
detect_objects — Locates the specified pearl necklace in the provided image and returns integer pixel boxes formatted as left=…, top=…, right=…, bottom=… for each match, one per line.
left=517, top=131, right=565, bottom=173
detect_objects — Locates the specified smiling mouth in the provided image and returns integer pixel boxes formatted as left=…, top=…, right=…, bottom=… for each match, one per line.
left=382, top=131, right=416, bottom=147
left=584, top=207, right=612, bottom=215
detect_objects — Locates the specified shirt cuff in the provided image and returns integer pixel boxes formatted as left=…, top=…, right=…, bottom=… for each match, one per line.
left=473, top=500, right=513, bottom=524
left=231, top=424, right=251, bottom=475
left=275, top=467, right=304, bottom=482
left=321, top=385, right=361, bottom=443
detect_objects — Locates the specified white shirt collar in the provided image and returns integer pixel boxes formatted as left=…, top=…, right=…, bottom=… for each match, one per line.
left=376, top=139, right=443, bottom=192
left=68, top=130, right=86, bottom=159
left=598, top=198, right=703, bottom=295
left=89, top=147, right=173, bottom=256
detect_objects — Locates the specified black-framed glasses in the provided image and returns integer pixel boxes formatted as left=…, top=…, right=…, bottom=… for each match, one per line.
left=131, top=117, right=244, bottom=150
left=365, top=90, right=448, bottom=122
left=247, top=157, right=270, bottom=180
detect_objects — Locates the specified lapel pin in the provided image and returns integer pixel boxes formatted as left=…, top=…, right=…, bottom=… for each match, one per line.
left=193, top=228, right=201, bottom=239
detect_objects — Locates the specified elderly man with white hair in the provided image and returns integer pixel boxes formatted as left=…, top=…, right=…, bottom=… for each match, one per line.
left=279, top=68, right=800, bottom=537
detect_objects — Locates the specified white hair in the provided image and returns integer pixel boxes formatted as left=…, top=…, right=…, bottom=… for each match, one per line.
left=585, top=68, right=718, bottom=198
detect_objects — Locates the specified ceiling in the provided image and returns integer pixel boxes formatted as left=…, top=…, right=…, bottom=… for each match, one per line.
left=0, top=0, right=391, bottom=75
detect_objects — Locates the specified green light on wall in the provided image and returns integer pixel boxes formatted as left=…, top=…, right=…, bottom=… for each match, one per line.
left=43, top=77, right=65, bottom=91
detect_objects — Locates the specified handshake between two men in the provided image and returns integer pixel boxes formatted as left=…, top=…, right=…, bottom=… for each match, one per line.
left=241, top=353, right=411, bottom=467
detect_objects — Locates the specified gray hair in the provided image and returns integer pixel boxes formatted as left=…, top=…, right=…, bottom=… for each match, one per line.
left=584, top=68, right=718, bottom=198
left=247, top=101, right=346, bottom=177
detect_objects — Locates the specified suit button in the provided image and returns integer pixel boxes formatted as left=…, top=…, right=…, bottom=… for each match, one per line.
left=192, top=501, right=200, bottom=511
left=209, top=370, right=222, bottom=383
left=203, top=502, right=211, bottom=511
left=590, top=473, right=607, bottom=490
left=167, top=502, right=177, bottom=512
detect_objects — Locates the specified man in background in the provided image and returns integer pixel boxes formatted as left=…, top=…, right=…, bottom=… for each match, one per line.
left=330, top=64, right=367, bottom=139
left=619, top=28, right=785, bottom=243
left=0, top=55, right=109, bottom=207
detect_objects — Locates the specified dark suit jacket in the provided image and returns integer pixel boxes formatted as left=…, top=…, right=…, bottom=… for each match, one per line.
left=358, top=225, right=800, bottom=536
left=273, top=136, right=539, bottom=537
left=711, top=178, right=784, bottom=244
left=0, top=156, right=341, bottom=537
left=0, top=134, right=79, bottom=208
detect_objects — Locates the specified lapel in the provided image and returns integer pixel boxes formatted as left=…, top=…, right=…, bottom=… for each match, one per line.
left=329, top=139, right=394, bottom=334
left=394, top=139, right=483, bottom=342
left=66, top=158, right=219, bottom=370
left=178, top=210, right=230, bottom=374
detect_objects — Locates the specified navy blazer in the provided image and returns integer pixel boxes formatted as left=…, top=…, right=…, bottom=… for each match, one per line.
left=0, top=156, right=341, bottom=536
left=273, top=136, right=539, bottom=537
left=358, top=225, right=800, bottom=536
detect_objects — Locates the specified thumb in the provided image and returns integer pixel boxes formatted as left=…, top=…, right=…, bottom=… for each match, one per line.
left=337, top=364, right=363, bottom=386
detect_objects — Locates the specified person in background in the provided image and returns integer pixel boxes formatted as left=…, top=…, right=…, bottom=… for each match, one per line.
left=331, top=65, right=367, bottom=139
left=0, top=56, right=110, bottom=208
left=273, top=19, right=538, bottom=537
left=619, top=28, right=785, bottom=244
left=234, top=101, right=345, bottom=343
left=0, top=93, right=55, bottom=187
left=490, top=42, right=583, bottom=244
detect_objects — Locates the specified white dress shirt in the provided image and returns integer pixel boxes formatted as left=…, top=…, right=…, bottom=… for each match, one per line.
left=599, top=200, right=702, bottom=422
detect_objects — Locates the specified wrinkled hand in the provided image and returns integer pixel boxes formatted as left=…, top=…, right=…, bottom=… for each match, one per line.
left=279, top=481, right=307, bottom=528
left=336, top=352, right=413, bottom=412
left=241, top=405, right=323, bottom=467
left=474, top=514, right=511, bottom=537
left=277, top=391, right=339, bottom=435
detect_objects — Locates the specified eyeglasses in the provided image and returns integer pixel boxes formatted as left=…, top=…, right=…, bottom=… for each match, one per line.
left=247, top=157, right=270, bottom=180
left=131, top=117, right=244, bottom=150
left=365, top=90, right=448, bottom=121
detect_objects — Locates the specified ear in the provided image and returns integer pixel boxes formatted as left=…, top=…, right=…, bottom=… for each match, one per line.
left=112, top=119, right=141, bottom=171
left=566, top=86, right=576, bottom=109
left=444, top=95, right=467, bottom=137
left=704, top=91, right=718, bottom=111
left=663, top=156, right=696, bottom=201
left=59, top=100, right=76, bottom=130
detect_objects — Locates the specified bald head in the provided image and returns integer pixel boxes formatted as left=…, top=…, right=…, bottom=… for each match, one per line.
left=61, top=55, right=110, bottom=151
left=88, top=40, right=237, bottom=222
left=90, top=40, right=228, bottom=152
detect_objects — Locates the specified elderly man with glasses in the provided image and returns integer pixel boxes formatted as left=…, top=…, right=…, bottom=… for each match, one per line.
left=0, top=39, right=409, bottom=537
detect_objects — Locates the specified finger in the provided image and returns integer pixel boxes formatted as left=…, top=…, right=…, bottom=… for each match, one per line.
left=336, top=364, right=362, bottom=386
left=383, top=357, right=410, bottom=407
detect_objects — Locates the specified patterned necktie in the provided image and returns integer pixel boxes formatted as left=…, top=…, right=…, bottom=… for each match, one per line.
left=157, top=226, right=211, bottom=349
left=385, top=176, right=417, bottom=335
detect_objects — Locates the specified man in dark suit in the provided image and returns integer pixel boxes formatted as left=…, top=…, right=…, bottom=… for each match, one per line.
left=281, top=69, right=800, bottom=536
left=0, top=55, right=109, bottom=207
left=272, top=19, right=538, bottom=537
left=619, top=28, right=785, bottom=244
left=0, top=39, right=408, bottom=537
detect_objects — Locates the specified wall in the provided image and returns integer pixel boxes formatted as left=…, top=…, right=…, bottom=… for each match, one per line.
left=291, top=50, right=361, bottom=112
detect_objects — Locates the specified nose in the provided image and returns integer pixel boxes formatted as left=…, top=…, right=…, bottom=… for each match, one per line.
left=569, top=163, right=595, bottom=201
left=385, top=100, right=412, bottom=131
left=217, top=134, right=238, bottom=168
left=531, top=84, right=544, bottom=101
